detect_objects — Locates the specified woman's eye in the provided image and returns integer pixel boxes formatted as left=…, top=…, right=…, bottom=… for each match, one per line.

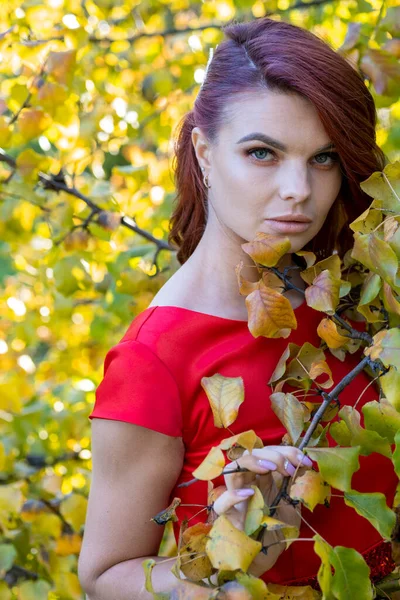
left=314, top=152, right=339, bottom=166
left=247, top=147, right=275, bottom=161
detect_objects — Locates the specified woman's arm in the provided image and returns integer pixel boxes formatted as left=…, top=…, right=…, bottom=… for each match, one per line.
left=78, top=419, right=185, bottom=600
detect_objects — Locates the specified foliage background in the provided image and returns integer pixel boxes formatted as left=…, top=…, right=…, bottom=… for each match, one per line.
left=0, top=0, right=399, bottom=598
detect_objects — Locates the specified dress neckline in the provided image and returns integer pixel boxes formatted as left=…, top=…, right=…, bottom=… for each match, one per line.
left=142, top=298, right=309, bottom=324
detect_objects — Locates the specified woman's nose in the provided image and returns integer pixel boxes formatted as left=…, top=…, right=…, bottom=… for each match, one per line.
left=279, top=165, right=312, bottom=203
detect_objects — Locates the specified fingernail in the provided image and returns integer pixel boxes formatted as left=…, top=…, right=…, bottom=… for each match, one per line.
left=258, top=459, right=277, bottom=471
left=236, top=488, right=255, bottom=497
left=298, top=454, right=313, bottom=468
left=285, top=462, right=296, bottom=476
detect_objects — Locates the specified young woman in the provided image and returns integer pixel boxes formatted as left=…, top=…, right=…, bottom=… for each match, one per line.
left=78, top=17, right=397, bottom=598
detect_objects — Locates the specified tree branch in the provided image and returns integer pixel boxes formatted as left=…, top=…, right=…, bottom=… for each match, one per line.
left=0, top=150, right=175, bottom=255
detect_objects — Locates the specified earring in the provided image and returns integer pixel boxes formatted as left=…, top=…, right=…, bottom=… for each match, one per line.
left=201, top=168, right=211, bottom=189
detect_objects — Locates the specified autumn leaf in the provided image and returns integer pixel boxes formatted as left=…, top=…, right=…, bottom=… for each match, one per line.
left=300, top=254, right=342, bottom=285
left=201, top=374, right=245, bottom=429
left=192, top=447, right=225, bottom=481
left=151, top=497, right=181, bottom=525
left=245, top=282, right=297, bottom=339
left=270, top=392, right=306, bottom=444
left=180, top=523, right=213, bottom=582
left=260, top=516, right=300, bottom=549
left=235, top=260, right=261, bottom=296
left=289, top=470, right=331, bottom=511
left=304, top=269, right=340, bottom=314
left=219, top=430, right=264, bottom=453
left=317, top=318, right=349, bottom=349
left=244, top=486, right=264, bottom=535
left=364, top=327, right=400, bottom=369
left=241, top=232, right=291, bottom=267
left=206, top=515, right=261, bottom=572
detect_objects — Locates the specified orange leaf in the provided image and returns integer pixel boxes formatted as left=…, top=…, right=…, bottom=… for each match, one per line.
left=241, top=232, right=291, bottom=267
left=317, top=318, right=349, bottom=349
left=246, top=283, right=297, bottom=339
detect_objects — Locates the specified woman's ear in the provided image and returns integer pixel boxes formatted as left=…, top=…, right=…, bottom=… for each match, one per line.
left=191, top=126, right=212, bottom=172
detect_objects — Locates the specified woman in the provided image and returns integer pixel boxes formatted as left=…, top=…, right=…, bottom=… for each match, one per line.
left=78, top=17, right=396, bottom=598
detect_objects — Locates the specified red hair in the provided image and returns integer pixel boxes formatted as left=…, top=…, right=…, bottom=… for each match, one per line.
left=168, top=17, right=387, bottom=265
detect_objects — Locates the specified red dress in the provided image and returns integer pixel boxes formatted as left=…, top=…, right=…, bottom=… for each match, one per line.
left=88, top=302, right=397, bottom=586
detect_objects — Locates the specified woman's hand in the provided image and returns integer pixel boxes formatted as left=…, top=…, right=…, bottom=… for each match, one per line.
left=210, top=445, right=312, bottom=529
left=207, top=445, right=313, bottom=576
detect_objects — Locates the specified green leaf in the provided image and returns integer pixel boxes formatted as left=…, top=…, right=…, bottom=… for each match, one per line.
left=17, top=580, right=52, bottom=600
left=362, top=400, right=400, bottom=443
left=338, top=406, right=392, bottom=458
left=0, top=544, right=17, bottom=575
left=305, top=447, right=360, bottom=492
left=380, top=367, right=400, bottom=411
left=329, top=546, right=373, bottom=599
left=360, top=162, right=400, bottom=213
left=344, top=490, right=396, bottom=539
left=313, top=535, right=334, bottom=600
left=393, top=430, right=400, bottom=478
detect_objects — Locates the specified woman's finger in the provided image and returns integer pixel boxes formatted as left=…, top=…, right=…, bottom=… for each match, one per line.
left=212, top=487, right=255, bottom=517
left=223, top=453, right=277, bottom=491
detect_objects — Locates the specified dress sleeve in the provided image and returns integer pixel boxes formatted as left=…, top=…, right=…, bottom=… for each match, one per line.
left=88, top=340, right=182, bottom=437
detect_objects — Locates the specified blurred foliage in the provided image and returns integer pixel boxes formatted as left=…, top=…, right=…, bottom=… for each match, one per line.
left=0, top=0, right=399, bottom=598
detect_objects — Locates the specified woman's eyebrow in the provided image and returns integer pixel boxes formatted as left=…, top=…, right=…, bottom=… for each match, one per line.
left=236, top=132, right=335, bottom=154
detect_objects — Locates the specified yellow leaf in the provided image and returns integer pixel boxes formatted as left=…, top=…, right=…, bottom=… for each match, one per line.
left=308, top=360, right=334, bottom=389
left=55, top=533, right=82, bottom=556
left=37, top=82, right=68, bottom=117
left=267, top=583, right=321, bottom=599
left=260, top=516, right=299, bottom=548
left=246, top=283, right=297, bottom=339
left=289, top=470, right=331, bottom=511
left=0, top=581, right=11, bottom=600
left=46, top=50, right=77, bottom=86
left=0, top=442, right=5, bottom=471
left=235, top=260, right=260, bottom=296
left=0, top=116, right=13, bottom=148
left=0, top=485, right=24, bottom=529
left=180, top=522, right=213, bottom=582
left=206, top=515, right=261, bottom=571
left=242, top=232, right=291, bottom=267
left=201, top=374, right=244, bottom=428
left=53, top=571, right=82, bottom=600
left=15, top=149, right=52, bottom=182
left=219, top=430, right=263, bottom=453
left=317, top=318, right=349, bottom=349
left=244, top=485, right=264, bottom=535
left=31, top=513, right=62, bottom=541
left=300, top=254, right=341, bottom=285
left=18, top=108, right=52, bottom=142
left=192, top=447, right=225, bottom=481
left=60, top=493, right=87, bottom=533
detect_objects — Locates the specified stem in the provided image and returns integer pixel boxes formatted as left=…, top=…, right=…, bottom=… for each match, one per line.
left=269, top=355, right=376, bottom=516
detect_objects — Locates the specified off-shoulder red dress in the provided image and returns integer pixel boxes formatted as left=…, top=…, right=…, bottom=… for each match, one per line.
left=88, top=301, right=397, bottom=587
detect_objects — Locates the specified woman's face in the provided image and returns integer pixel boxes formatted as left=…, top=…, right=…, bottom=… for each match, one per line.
left=192, top=90, right=343, bottom=255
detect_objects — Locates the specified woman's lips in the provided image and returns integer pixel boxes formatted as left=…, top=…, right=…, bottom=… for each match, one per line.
left=264, top=219, right=312, bottom=233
